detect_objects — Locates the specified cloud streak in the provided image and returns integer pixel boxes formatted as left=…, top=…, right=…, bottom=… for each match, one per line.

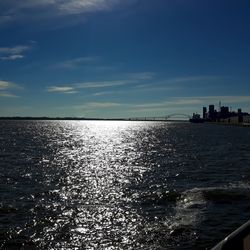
left=0, top=80, right=21, bottom=98
left=0, top=45, right=32, bottom=61
left=47, top=86, right=78, bottom=94
left=46, top=79, right=138, bottom=94
left=0, top=80, right=20, bottom=90
left=57, top=0, right=121, bottom=15
left=130, top=96, right=250, bottom=111
left=186, top=95, right=250, bottom=104
left=167, top=76, right=222, bottom=83
left=126, top=72, right=155, bottom=80
left=46, top=70, right=157, bottom=95
left=53, top=56, right=99, bottom=69
left=0, top=0, right=132, bottom=25
left=76, top=96, right=250, bottom=111
left=85, top=102, right=121, bottom=108
left=92, top=91, right=116, bottom=96
left=75, top=80, right=133, bottom=88
left=0, top=92, right=19, bottom=98
left=45, top=74, right=226, bottom=99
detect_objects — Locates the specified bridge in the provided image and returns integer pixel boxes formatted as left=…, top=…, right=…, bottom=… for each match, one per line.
left=129, top=113, right=191, bottom=121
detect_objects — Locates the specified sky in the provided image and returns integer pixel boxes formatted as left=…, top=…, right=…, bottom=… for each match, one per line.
left=0, top=0, right=250, bottom=118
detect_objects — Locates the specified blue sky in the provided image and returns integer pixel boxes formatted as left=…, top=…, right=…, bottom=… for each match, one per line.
left=0, top=0, right=250, bottom=118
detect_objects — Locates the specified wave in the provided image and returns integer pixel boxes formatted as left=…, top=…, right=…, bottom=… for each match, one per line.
left=167, top=182, right=250, bottom=236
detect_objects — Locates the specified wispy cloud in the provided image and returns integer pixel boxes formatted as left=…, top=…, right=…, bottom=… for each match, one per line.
left=154, top=75, right=224, bottom=87
left=0, top=0, right=133, bottom=25
left=53, top=56, right=99, bottom=69
left=0, top=80, right=21, bottom=97
left=134, top=84, right=179, bottom=92
left=85, top=102, right=121, bottom=108
left=45, top=73, right=227, bottom=100
left=51, top=56, right=125, bottom=72
left=91, top=85, right=177, bottom=96
left=0, top=15, right=14, bottom=25
left=46, top=77, right=143, bottom=95
left=0, top=45, right=33, bottom=61
left=0, top=46, right=30, bottom=54
left=126, top=72, right=155, bottom=80
left=47, top=86, right=78, bottom=94
left=133, top=75, right=222, bottom=90
left=92, top=91, right=116, bottom=96
left=91, top=65, right=120, bottom=71
left=130, top=96, right=250, bottom=111
left=185, top=95, right=250, bottom=104
left=57, top=0, right=121, bottom=15
left=46, top=80, right=132, bottom=94
left=46, top=71, right=156, bottom=94
left=0, top=92, right=19, bottom=98
left=0, top=80, right=21, bottom=90
left=130, top=99, right=201, bottom=110
left=75, top=80, right=133, bottom=88
left=168, top=76, right=222, bottom=83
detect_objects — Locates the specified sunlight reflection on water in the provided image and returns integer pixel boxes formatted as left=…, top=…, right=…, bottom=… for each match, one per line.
left=37, top=121, right=160, bottom=249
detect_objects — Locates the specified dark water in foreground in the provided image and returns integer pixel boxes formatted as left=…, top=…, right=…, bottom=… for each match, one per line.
left=0, top=121, right=250, bottom=250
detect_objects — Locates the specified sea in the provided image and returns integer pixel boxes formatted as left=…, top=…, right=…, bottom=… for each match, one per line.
left=0, top=120, right=250, bottom=250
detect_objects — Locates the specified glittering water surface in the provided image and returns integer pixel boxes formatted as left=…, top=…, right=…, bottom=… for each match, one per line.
left=1, top=121, right=250, bottom=249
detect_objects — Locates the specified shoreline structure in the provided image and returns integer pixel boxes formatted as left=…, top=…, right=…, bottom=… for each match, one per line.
left=190, top=103, right=250, bottom=126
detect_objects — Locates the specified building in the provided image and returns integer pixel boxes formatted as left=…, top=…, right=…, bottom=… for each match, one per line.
left=203, top=107, right=207, bottom=119
left=208, top=105, right=216, bottom=121
left=200, top=103, right=249, bottom=124
left=220, top=106, right=230, bottom=119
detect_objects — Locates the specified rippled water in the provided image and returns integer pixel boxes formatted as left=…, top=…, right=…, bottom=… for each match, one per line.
left=0, top=121, right=250, bottom=249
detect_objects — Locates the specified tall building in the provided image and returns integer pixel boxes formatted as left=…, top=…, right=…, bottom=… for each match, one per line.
left=220, top=106, right=229, bottom=118
left=238, top=109, right=243, bottom=123
left=203, top=107, right=207, bottom=119
left=209, top=105, right=214, bottom=114
left=209, top=105, right=215, bottom=120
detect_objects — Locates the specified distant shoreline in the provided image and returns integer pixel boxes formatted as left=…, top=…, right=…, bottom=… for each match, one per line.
left=0, top=117, right=188, bottom=122
left=0, top=117, right=124, bottom=121
left=206, top=121, right=250, bottom=127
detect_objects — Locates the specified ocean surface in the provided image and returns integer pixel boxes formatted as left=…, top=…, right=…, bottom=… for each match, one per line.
left=0, top=120, right=250, bottom=250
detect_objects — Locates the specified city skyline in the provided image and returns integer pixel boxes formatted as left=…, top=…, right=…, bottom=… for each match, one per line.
left=0, top=0, right=250, bottom=118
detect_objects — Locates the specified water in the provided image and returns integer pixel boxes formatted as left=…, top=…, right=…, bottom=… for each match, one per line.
left=0, top=121, right=250, bottom=249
